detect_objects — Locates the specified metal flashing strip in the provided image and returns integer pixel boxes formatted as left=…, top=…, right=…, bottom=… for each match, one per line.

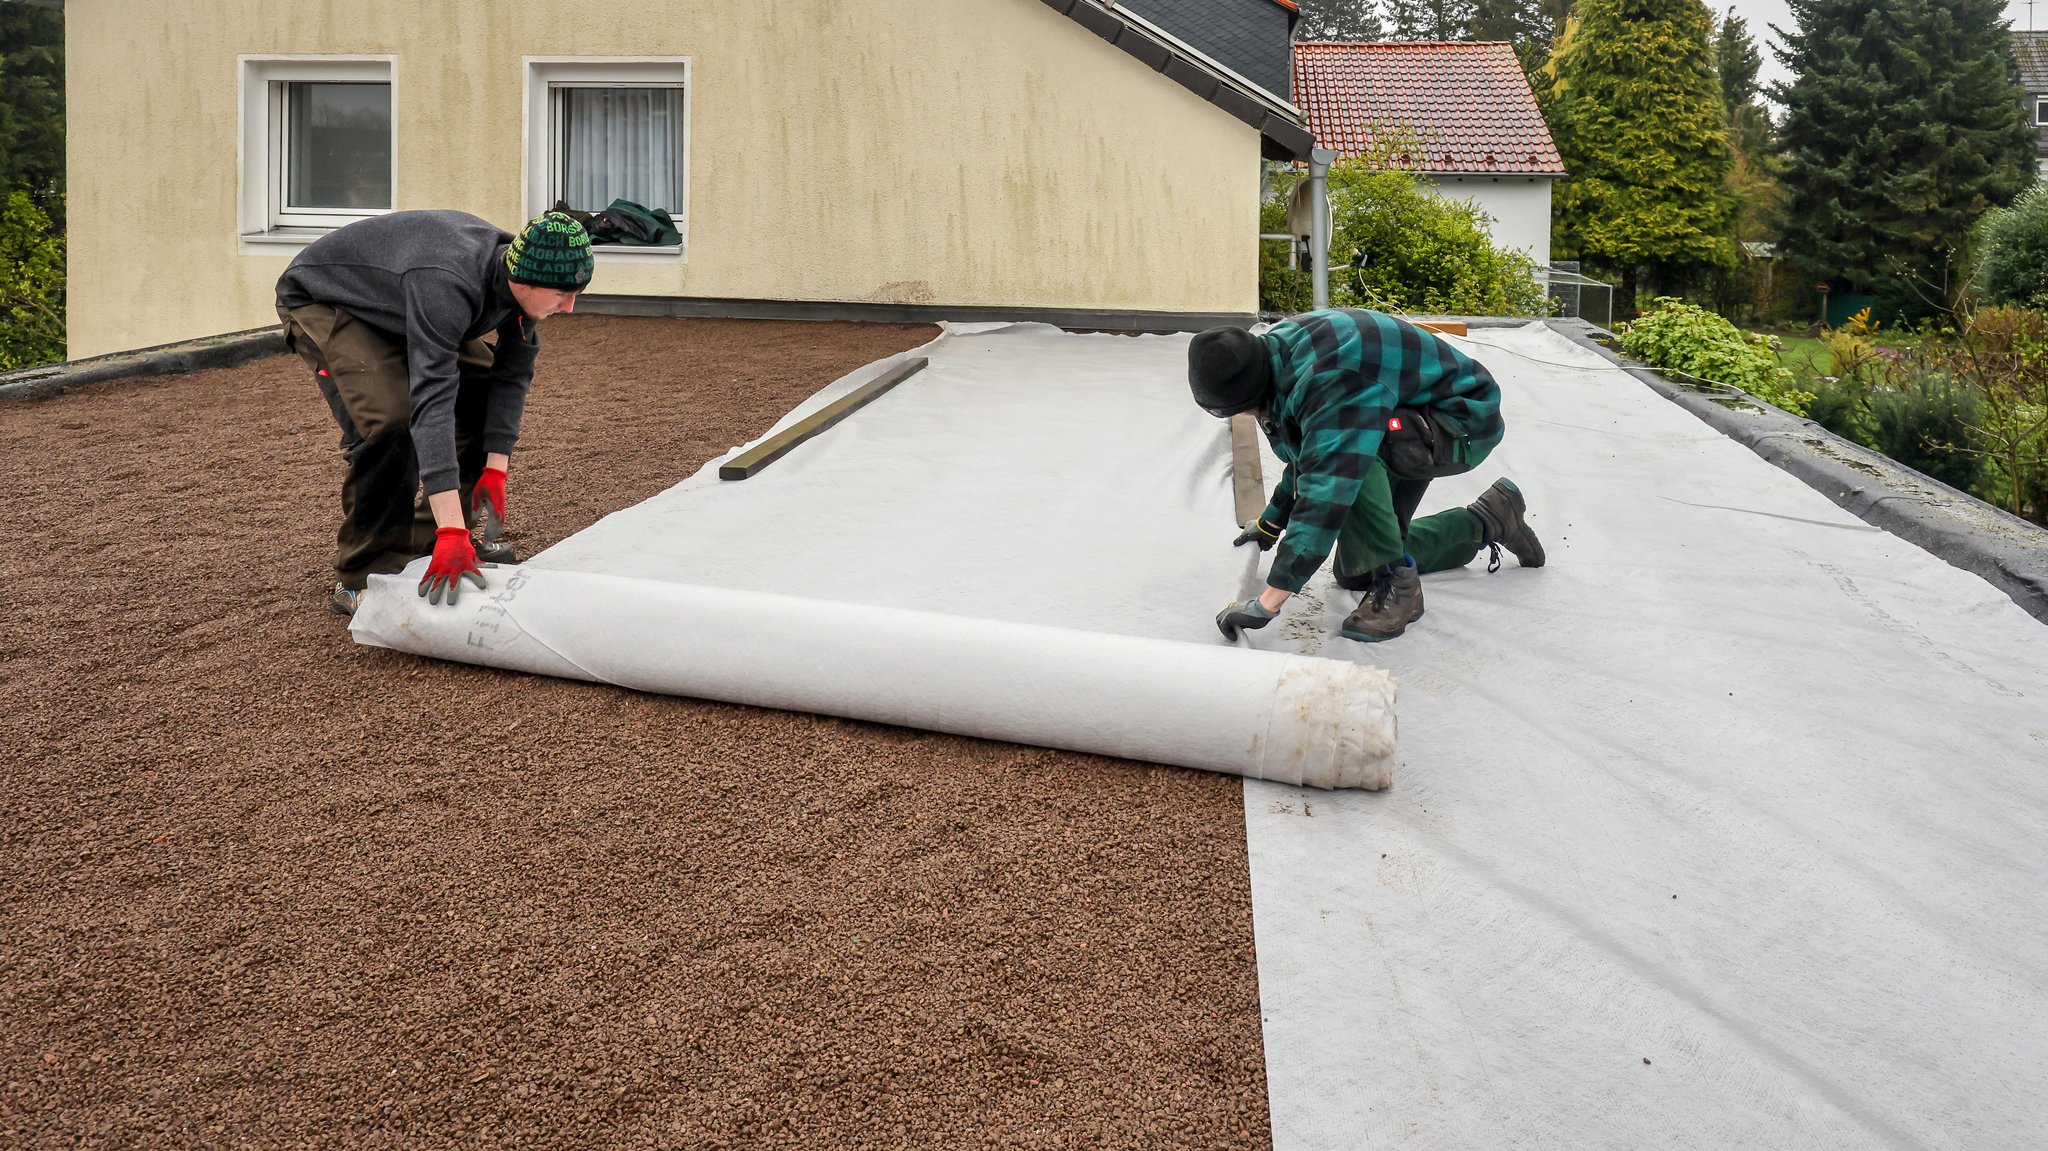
left=576, top=294, right=1256, bottom=334
left=719, top=357, right=929, bottom=481
left=1036, top=0, right=1314, bottom=158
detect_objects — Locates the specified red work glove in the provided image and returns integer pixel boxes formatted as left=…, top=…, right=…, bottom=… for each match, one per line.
left=472, top=465, right=509, bottom=542
left=419, top=526, right=486, bottom=606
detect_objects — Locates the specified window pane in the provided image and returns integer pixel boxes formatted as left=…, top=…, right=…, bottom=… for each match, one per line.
left=560, top=87, right=683, bottom=213
left=288, top=82, right=391, bottom=210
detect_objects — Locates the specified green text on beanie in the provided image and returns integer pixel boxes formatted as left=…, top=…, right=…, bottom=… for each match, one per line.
left=505, top=211, right=595, bottom=290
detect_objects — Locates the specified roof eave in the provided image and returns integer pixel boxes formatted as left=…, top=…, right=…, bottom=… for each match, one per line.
left=1038, top=0, right=1315, bottom=160
left=1424, top=169, right=1565, bottom=179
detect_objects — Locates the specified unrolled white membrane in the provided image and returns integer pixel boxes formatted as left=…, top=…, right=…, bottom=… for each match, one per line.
left=352, top=565, right=1395, bottom=790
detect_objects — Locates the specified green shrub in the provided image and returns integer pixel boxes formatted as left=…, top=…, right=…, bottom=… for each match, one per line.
left=1868, top=375, right=1987, bottom=493
left=0, top=189, right=64, bottom=370
left=1803, top=325, right=1890, bottom=445
left=1975, top=397, right=2048, bottom=519
left=1619, top=297, right=1814, bottom=415
left=1258, top=199, right=1312, bottom=315
left=1948, top=306, right=2048, bottom=519
left=1973, top=186, right=2048, bottom=309
left=1806, top=374, right=1875, bottom=446
left=1259, top=163, right=1548, bottom=317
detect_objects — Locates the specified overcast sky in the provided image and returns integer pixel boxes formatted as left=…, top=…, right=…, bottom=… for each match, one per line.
left=1726, top=1, right=2043, bottom=100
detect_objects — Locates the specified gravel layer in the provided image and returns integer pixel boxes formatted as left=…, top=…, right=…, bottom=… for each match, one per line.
left=0, top=315, right=1270, bottom=1149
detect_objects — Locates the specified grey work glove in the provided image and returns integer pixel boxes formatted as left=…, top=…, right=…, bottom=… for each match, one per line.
left=1233, top=517, right=1282, bottom=551
left=1216, top=598, right=1280, bottom=641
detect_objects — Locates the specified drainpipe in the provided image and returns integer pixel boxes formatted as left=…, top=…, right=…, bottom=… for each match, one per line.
left=1307, top=147, right=1338, bottom=310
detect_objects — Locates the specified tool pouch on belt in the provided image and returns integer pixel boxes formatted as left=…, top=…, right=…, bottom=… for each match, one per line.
left=1381, top=407, right=1478, bottom=480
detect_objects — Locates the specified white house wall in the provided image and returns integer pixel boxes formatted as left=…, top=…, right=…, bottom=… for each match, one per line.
left=1424, top=176, right=1553, bottom=268
left=65, top=0, right=1263, bottom=358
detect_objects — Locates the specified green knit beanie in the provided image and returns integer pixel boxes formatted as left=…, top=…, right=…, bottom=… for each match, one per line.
left=505, top=211, right=595, bottom=291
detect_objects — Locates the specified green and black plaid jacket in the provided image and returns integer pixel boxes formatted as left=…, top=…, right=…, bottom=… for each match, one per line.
left=1257, top=309, right=1504, bottom=593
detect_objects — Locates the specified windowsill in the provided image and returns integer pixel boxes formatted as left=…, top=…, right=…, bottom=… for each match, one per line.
left=593, top=243, right=686, bottom=261
left=239, top=227, right=334, bottom=256
left=241, top=231, right=687, bottom=260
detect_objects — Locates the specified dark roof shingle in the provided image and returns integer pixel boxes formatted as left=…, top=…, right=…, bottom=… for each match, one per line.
left=1292, top=41, right=1565, bottom=175
left=1116, top=0, right=1298, bottom=100
left=2015, top=30, right=2048, bottom=92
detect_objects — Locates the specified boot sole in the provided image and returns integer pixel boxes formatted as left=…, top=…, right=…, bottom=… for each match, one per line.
left=1487, top=480, right=1546, bottom=568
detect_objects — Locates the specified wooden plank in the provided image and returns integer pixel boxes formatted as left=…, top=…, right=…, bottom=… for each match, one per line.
left=1413, top=320, right=1468, bottom=336
left=719, top=357, right=929, bottom=480
left=1229, top=412, right=1266, bottom=525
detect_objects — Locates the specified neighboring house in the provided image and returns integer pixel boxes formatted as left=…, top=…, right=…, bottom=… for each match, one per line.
left=1291, top=41, right=1564, bottom=266
left=2013, top=30, right=2048, bottom=179
left=63, top=0, right=1311, bottom=359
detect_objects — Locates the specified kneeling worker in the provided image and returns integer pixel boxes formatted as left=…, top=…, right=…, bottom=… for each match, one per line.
left=276, top=210, right=594, bottom=615
left=1190, top=308, right=1545, bottom=643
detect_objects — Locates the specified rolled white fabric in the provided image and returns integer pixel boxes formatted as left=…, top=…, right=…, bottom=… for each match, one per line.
left=352, top=565, right=1396, bottom=790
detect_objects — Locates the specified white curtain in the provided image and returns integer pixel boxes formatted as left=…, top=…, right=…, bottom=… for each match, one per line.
left=560, top=87, right=682, bottom=212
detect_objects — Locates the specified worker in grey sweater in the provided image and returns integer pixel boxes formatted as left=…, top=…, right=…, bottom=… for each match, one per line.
left=276, top=210, right=594, bottom=615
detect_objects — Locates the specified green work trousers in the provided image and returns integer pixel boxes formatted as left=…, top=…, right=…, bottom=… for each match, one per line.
left=1330, top=457, right=1486, bottom=583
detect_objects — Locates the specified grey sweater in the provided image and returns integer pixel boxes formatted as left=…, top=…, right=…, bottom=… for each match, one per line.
left=276, top=210, right=541, bottom=494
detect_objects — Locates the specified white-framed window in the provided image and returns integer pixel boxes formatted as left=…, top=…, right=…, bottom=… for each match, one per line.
left=239, top=57, right=395, bottom=245
left=524, top=58, right=690, bottom=258
left=2036, top=96, right=2048, bottom=127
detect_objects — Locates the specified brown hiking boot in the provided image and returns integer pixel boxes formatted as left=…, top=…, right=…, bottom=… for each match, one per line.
left=1340, top=560, right=1424, bottom=643
left=1468, top=478, right=1545, bottom=572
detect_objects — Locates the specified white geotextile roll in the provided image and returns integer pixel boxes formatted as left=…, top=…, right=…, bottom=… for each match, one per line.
left=351, top=566, right=1396, bottom=790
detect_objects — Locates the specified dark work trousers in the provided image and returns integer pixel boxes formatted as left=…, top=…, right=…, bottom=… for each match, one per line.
left=277, top=304, right=494, bottom=589
left=1330, top=461, right=1488, bottom=588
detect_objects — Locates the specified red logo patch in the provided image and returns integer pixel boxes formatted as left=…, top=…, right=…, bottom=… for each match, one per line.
left=1387, top=416, right=1404, bottom=432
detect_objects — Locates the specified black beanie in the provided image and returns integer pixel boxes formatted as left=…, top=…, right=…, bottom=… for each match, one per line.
left=1187, top=327, right=1272, bottom=417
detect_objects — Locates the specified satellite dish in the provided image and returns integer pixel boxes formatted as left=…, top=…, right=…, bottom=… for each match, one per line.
left=1285, top=176, right=1329, bottom=241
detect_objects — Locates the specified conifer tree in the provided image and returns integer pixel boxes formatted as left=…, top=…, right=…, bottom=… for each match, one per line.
left=1773, top=0, right=2031, bottom=316
left=1470, top=0, right=1550, bottom=66
left=1713, top=8, right=1761, bottom=125
left=1711, top=10, right=1781, bottom=314
left=1295, top=0, right=1387, bottom=40
left=1545, top=0, right=1734, bottom=306
left=1385, top=0, right=1472, bottom=40
left=0, top=4, right=64, bottom=211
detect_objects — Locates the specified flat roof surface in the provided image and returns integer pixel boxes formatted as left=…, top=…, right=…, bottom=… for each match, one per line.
left=6, top=314, right=2045, bottom=1146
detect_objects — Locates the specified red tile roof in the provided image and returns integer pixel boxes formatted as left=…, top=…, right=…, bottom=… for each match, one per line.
left=1292, top=41, right=1565, bottom=175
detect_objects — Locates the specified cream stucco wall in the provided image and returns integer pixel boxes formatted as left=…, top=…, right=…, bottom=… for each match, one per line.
left=66, top=0, right=1264, bottom=358
left=1424, top=176, right=1554, bottom=269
